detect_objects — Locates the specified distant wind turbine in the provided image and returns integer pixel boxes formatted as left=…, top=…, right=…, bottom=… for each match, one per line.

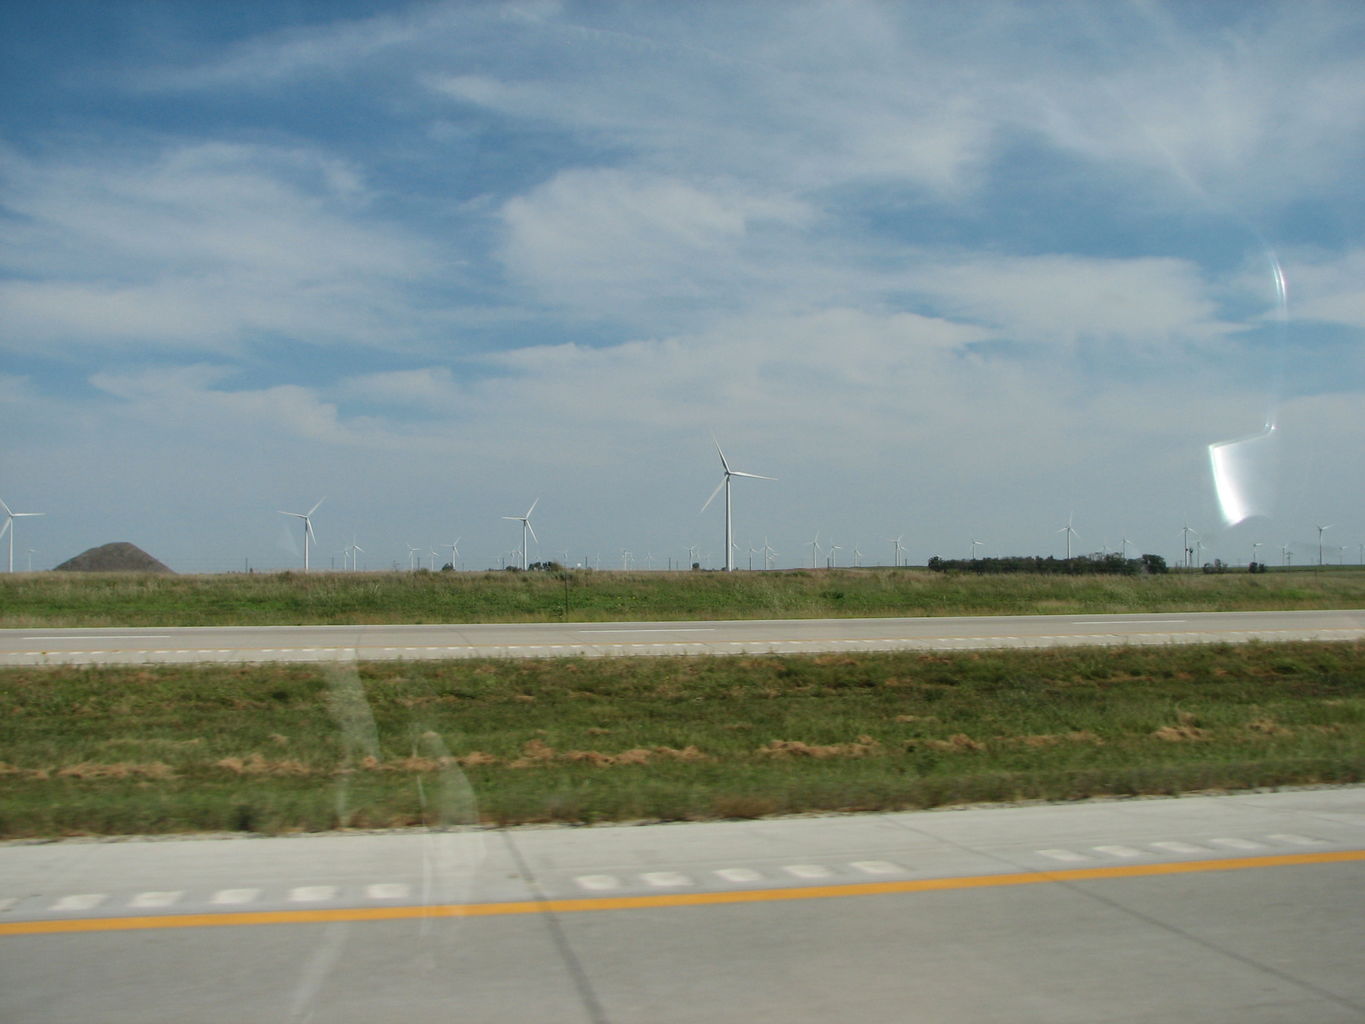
left=808, top=532, right=822, bottom=568
left=700, top=439, right=774, bottom=573
left=407, top=545, right=421, bottom=571
left=1058, top=513, right=1079, bottom=559
left=889, top=536, right=906, bottom=567
left=0, top=498, right=45, bottom=574
left=1310, top=524, right=1332, bottom=565
left=970, top=538, right=985, bottom=559
left=277, top=498, right=323, bottom=572
left=762, top=537, right=777, bottom=570
left=504, top=498, right=539, bottom=571
left=447, top=538, right=461, bottom=570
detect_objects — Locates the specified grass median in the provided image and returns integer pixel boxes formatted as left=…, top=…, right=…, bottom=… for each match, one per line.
left=3, top=566, right=1364, bottom=627
left=1, top=641, right=1361, bottom=837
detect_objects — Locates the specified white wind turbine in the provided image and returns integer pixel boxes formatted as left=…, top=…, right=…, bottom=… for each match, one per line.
left=762, top=537, right=777, bottom=570
left=1058, top=513, right=1079, bottom=559
left=826, top=541, right=842, bottom=568
left=350, top=538, right=364, bottom=571
left=808, top=531, right=822, bottom=568
left=0, top=498, right=45, bottom=573
left=406, top=545, right=421, bottom=571
left=889, top=535, right=907, bottom=567
left=504, top=498, right=539, bottom=571
left=277, top=498, right=323, bottom=572
left=1310, top=524, right=1332, bottom=565
left=700, top=439, right=775, bottom=573
left=447, top=538, right=461, bottom=571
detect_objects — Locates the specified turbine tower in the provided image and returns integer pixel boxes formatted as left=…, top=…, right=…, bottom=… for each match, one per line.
left=504, top=498, right=539, bottom=571
left=700, top=439, right=774, bottom=572
left=277, top=498, right=323, bottom=572
left=0, top=498, right=45, bottom=573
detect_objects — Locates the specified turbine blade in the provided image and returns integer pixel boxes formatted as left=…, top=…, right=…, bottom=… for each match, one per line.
left=0, top=520, right=9, bottom=540
left=308, top=498, right=326, bottom=515
left=713, top=436, right=731, bottom=475
left=700, top=477, right=725, bottom=513
left=0, top=498, right=11, bottom=516
left=526, top=497, right=539, bottom=517
left=729, top=470, right=776, bottom=481
left=526, top=521, right=538, bottom=544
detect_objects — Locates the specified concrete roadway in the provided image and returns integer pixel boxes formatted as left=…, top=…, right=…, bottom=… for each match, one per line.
left=3, top=612, right=1362, bottom=1020
left=2, top=789, right=1363, bottom=1022
left=3, top=608, right=1363, bottom=665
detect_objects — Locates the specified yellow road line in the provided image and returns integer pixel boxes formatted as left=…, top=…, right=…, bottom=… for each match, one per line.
left=3, top=849, right=1361, bottom=938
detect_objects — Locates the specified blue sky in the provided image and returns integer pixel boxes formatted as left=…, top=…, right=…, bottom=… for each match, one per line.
left=3, top=1, right=1363, bottom=573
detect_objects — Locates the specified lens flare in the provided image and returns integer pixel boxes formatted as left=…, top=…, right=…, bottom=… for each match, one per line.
left=1209, top=248, right=1288, bottom=525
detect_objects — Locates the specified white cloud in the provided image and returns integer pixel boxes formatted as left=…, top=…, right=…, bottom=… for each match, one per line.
left=497, top=168, right=814, bottom=318
left=1285, top=249, right=1365, bottom=330
left=0, top=142, right=437, bottom=354
left=910, top=254, right=1231, bottom=352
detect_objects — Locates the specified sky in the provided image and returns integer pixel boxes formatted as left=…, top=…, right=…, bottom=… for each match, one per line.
left=2, top=0, right=1363, bottom=574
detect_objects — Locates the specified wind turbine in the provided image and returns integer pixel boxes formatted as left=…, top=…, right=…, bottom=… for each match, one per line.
left=1181, top=522, right=1199, bottom=569
left=1317, top=524, right=1332, bottom=566
left=700, top=439, right=774, bottom=573
left=406, top=545, right=421, bottom=571
left=808, top=532, right=822, bottom=568
left=350, top=538, right=364, bottom=571
left=504, top=498, right=539, bottom=571
left=852, top=543, right=863, bottom=568
left=1058, top=513, right=1079, bottom=559
left=0, top=498, right=45, bottom=573
left=446, top=538, right=461, bottom=571
left=762, top=537, right=777, bottom=570
left=277, top=498, right=323, bottom=572
left=970, top=538, right=985, bottom=559
left=889, top=535, right=906, bottom=567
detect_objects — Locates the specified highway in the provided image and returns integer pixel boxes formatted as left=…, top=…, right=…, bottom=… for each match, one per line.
left=3, top=608, right=1363, bottom=665
left=2, top=789, right=1363, bottom=1022
left=4, top=610, right=1362, bottom=1021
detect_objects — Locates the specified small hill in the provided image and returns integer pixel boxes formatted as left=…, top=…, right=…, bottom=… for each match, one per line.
left=54, top=543, right=174, bottom=574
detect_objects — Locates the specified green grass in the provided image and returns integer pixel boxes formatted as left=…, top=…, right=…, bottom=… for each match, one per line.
left=3, top=565, right=1363, bottom=627
left=2, top=641, right=1361, bottom=836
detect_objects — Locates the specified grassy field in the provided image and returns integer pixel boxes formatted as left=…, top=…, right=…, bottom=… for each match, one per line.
left=2, top=565, right=1364, bottom=627
left=1, top=641, right=1361, bottom=837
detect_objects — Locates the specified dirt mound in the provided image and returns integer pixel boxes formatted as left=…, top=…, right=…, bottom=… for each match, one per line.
left=54, top=542, right=174, bottom=574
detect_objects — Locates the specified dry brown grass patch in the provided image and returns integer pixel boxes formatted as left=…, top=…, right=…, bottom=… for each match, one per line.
left=215, top=754, right=313, bottom=776
left=756, top=736, right=882, bottom=759
left=56, top=761, right=177, bottom=780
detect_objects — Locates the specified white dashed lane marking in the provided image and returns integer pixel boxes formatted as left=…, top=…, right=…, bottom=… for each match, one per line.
left=576, top=875, right=622, bottom=892
left=714, top=868, right=763, bottom=884
left=850, top=860, right=901, bottom=875
left=1092, top=845, right=1144, bottom=858
left=365, top=883, right=411, bottom=900
left=782, top=864, right=833, bottom=879
left=288, top=885, right=338, bottom=902
left=641, top=872, right=692, bottom=888
left=1150, top=841, right=1209, bottom=855
left=1209, top=837, right=1264, bottom=851
left=211, top=888, right=262, bottom=905
left=51, top=894, right=107, bottom=912
left=127, top=891, right=183, bottom=909
left=1267, top=833, right=1325, bottom=845
left=1039, top=849, right=1090, bottom=863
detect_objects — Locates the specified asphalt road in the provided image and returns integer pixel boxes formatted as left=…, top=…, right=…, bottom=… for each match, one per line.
left=3, top=608, right=1363, bottom=665
left=2, top=789, right=1363, bottom=1022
